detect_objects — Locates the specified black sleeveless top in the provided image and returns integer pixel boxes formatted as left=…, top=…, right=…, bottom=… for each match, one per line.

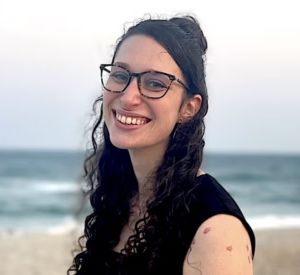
left=107, top=173, right=256, bottom=274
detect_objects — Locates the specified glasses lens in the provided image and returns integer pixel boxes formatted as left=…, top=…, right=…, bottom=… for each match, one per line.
left=141, top=72, right=170, bottom=98
left=101, top=65, right=129, bottom=92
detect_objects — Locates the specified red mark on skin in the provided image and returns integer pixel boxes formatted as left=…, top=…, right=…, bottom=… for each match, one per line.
left=203, top=227, right=211, bottom=234
left=226, top=245, right=232, bottom=251
left=248, top=256, right=250, bottom=264
left=192, top=238, right=196, bottom=245
left=246, top=244, right=249, bottom=251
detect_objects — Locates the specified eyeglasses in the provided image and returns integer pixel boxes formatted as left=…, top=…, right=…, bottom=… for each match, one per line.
left=99, top=64, right=189, bottom=99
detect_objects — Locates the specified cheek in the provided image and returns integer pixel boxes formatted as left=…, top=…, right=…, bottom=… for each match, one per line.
left=103, top=90, right=117, bottom=102
left=157, top=96, right=181, bottom=122
left=154, top=103, right=179, bottom=129
left=103, top=92, right=115, bottom=116
left=103, top=90, right=111, bottom=106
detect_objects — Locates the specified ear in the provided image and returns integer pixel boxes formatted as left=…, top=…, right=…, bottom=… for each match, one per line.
left=180, top=95, right=202, bottom=122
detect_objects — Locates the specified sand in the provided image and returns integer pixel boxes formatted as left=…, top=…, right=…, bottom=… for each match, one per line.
left=253, top=228, right=300, bottom=275
left=0, top=228, right=299, bottom=275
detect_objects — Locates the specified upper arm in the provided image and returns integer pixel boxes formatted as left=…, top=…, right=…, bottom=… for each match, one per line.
left=183, top=214, right=254, bottom=275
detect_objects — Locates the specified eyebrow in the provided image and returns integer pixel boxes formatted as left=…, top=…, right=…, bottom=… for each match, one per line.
left=114, top=61, right=129, bottom=68
left=113, top=61, right=157, bottom=73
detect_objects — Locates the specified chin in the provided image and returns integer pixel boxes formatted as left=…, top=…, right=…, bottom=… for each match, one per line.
left=110, top=137, right=142, bottom=150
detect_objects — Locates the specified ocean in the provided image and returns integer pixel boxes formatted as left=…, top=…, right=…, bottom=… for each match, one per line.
left=1, top=150, right=300, bottom=234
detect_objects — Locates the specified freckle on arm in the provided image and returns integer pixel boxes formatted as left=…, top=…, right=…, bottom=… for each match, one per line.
left=226, top=245, right=232, bottom=251
left=203, top=227, right=211, bottom=234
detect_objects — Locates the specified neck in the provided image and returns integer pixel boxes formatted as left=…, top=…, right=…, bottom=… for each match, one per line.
left=128, top=140, right=168, bottom=203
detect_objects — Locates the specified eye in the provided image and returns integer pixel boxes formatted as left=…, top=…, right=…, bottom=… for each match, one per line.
left=111, top=72, right=129, bottom=82
left=145, top=80, right=167, bottom=90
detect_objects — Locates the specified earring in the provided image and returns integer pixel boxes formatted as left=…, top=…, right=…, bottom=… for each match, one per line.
left=172, top=118, right=183, bottom=139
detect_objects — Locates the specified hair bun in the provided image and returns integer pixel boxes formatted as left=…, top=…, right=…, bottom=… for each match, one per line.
left=170, top=15, right=208, bottom=54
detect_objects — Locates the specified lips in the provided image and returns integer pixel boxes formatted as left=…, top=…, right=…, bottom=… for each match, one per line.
left=112, top=109, right=151, bottom=121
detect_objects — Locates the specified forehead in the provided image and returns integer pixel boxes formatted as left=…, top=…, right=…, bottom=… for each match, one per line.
left=114, top=35, right=183, bottom=77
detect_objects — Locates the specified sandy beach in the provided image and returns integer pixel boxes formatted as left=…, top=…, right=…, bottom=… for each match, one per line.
left=0, top=228, right=299, bottom=275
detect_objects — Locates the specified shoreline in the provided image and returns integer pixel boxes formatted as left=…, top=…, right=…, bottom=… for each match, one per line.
left=0, top=228, right=299, bottom=275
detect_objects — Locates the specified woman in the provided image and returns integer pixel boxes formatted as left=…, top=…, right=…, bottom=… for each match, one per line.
left=68, top=15, right=255, bottom=275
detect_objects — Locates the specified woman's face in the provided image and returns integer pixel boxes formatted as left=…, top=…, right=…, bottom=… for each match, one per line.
left=103, top=35, right=187, bottom=151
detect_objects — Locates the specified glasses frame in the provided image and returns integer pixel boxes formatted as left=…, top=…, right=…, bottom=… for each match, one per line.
left=99, top=64, right=189, bottom=99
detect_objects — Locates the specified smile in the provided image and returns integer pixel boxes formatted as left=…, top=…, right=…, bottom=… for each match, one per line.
left=113, top=110, right=151, bottom=125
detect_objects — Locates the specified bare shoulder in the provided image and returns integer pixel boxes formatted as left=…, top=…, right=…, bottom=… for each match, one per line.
left=183, top=214, right=253, bottom=275
left=196, top=170, right=205, bottom=177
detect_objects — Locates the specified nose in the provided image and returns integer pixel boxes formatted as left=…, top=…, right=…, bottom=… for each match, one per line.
left=120, top=76, right=142, bottom=108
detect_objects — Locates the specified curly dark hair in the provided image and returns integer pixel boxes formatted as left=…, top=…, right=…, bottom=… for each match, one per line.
left=68, top=14, right=208, bottom=275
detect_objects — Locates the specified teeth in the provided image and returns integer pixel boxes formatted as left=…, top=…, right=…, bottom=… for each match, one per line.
left=126, top=117, right=132, bottom=124
left=115, top=111, right=148, bottom=125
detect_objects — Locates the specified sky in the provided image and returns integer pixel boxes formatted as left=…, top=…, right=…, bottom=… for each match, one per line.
left=0, top=0, right=299, bottom=154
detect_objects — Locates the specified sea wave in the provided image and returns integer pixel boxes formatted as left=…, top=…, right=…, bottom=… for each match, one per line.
left=248, top=215, right=300, bottom=230
left=31, top=181, right=80, bottom=193
left=0, top=177, right=81, bottom=193
left=46, top=216, right=84, bottom=235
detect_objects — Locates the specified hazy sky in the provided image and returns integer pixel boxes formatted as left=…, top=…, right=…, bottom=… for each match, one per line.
left=0, top=0, right=299, bottom=153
